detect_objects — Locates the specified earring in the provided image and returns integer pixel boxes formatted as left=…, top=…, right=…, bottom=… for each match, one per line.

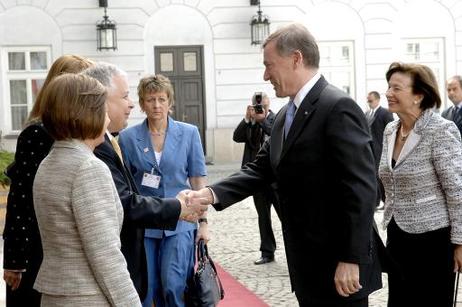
left=414, top=100, right=419, bottom=105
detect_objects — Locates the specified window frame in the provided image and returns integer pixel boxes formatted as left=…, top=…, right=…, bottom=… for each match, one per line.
left=318, top=40, right=356, bottom=99
left=401, top=37, right=446, bottom=109
left=2, top=46, right=51, bottom=134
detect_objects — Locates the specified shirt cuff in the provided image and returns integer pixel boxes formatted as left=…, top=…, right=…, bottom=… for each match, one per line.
left=208, top=187, right=219, bottom=204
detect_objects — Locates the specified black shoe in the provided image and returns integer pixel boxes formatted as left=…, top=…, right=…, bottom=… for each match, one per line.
left=254, top=256, right=275, bottom=265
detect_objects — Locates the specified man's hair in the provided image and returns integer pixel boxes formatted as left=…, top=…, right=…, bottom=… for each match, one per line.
left=27, top=54, right=95, bottom=124
left=368, top=91, right=380, bottom=100
left=386, top=62, right=441, bottom=110
left=41, top=74, right=107, bottom=141
left=447, top=75, right=462, bottom=88
left=263, top=23, right=320, bottom=68
left=137, top=74, right=175, bottom=112
left=81, top=62, right=127, bottom=89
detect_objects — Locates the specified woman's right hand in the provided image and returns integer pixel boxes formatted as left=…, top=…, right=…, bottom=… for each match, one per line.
left=3, top=270, right=22, bottom=290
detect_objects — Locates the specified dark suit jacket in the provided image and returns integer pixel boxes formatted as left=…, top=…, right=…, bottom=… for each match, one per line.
left=369, top=107, right=394, bottom=170
left=233, top=111, right=275, bottom=167
left=442, top=105, right=456, bottom=121
left=442, top=105, right=462, bottom=136
left=211, top=76, right=382, bottom=304
left=94, top=136, right=181, bottom=300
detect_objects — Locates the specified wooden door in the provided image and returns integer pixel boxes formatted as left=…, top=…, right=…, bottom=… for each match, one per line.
left=154, top=46, right=206, bottom=152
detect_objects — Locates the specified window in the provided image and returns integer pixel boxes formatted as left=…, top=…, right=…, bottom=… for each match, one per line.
left=318, top=41, right=355, bottom=99
left=401, top=38, right=445, bottom=108
left=2, top=47, right=50, bottom=132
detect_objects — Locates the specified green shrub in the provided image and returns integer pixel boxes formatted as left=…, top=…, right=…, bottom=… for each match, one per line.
left=0, top=150, right=15, bottom=188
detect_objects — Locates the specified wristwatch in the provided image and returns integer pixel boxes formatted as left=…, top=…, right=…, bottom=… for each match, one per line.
left=198, top=218, right=208, bottom=224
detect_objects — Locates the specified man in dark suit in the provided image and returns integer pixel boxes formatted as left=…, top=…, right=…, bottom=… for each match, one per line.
left=365, top=91, right=393, bottom=210
left=189, top=24, right=382, bottom=306
left=233, top=92, right=279, bottom=265
left=82, top=63, right=208, bottom=301
left=443, top=75, right=462, bottom=135
left=365, top=91, right=394, bottom=171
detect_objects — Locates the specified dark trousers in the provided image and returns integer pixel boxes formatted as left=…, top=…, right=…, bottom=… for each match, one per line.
left=253, top=187, right=280, bottom=258
left=386, top=218, right=455, bottom=307
left=296, top=294, right=368, bottom=307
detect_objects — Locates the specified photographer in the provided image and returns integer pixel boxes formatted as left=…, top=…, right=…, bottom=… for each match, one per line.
left=233, top=92, right=279, bottom=265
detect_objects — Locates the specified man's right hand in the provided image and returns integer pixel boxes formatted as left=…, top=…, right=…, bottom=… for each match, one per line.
left=245, top=105, right=255, bottom=121
left=176, top=190, right=209, bottom=223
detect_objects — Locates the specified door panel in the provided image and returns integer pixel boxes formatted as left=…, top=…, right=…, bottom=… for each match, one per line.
left=154, top=46, right=206, bottom=152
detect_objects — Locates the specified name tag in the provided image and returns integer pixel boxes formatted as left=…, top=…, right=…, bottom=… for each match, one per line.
left=141, top=173, right=161, bottom=189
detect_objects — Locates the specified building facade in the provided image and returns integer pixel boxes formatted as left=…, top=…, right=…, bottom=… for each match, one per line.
left=0, top=0, right=461, bottom=161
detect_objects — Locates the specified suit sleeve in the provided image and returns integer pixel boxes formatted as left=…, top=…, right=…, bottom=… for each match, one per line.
left=233, top=119, right=251, bottom=143
left=211, top=139, right=275, bottom=210
left=71, top=159, right=141, bottom=306
left=95, top=141, right=180, bottom=230
left=326, top=98, right=377, bottom=264
left=187, top=127, right=207, bottom=177
left=258, top=113, right=274, bottom=136
left=3, top=124, right=53, bottom=270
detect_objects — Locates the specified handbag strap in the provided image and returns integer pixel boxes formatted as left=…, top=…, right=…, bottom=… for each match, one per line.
left=196, top=240, right=225, bottom=299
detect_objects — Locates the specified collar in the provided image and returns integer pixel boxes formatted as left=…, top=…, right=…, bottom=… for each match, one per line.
left=292, top=71, right=321, bottom=109
left=456, top=102, right=462, bottom=108
left=369, top=105, right=380, bottom=113
left=106, top=131, right=115, bottom=141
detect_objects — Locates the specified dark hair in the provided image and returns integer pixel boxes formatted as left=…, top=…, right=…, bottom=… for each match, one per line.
left=447, top=75, right=462, bottom=88
left=368, top=91, right=380, bottom=100
left=137, top=74, right=175, bottom=112
left=386, top=62, right=441, bottom=110
left=263, top=23, right=320, bottom=68
left=41, top=74, right=107, bottom=141
left=27, top=54, right=94, bottom=124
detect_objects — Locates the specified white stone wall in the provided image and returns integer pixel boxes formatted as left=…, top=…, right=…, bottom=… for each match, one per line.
left=1, top=0, right=462, bottom=161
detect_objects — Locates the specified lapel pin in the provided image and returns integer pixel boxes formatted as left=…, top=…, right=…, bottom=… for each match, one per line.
left=143, top=147, right=149, bottom=153
left=304, top=111, right=308, bottom=115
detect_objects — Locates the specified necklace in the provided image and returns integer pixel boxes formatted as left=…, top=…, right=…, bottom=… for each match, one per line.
left=399, top=124, right=410, bottom=141
left=150, top=130, right=165, bottom=136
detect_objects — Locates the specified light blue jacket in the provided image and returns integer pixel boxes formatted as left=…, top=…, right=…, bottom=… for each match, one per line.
left=119, top=117, right=206, bottom=237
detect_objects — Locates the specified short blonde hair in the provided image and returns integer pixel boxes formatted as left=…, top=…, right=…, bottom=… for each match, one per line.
left=41, top=74, right=107, bottom=141
left=137, top=74, right=175, bottom=112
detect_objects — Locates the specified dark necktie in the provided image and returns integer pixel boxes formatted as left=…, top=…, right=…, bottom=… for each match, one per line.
left=284, top=101, right=296, bottom=139
left=453, top=106, right=461, bottom=124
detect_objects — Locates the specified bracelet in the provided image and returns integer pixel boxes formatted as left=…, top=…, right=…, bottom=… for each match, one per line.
left=198, top=218, right=208, bottom=224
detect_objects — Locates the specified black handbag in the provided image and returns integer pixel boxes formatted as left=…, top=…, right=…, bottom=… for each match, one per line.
left=185, top=239, right=225, bottom=307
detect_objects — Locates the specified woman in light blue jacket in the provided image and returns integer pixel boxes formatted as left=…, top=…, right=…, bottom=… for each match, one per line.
left=119, top=74, right=208, bottom=307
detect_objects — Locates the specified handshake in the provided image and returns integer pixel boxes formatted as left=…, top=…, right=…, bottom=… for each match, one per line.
left=176, top=188, right=214, bottom=223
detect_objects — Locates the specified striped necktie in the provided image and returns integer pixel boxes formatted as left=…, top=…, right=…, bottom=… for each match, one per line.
left=284, top=100, right=296, bottom=139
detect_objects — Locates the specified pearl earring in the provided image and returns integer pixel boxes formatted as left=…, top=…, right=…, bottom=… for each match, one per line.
left=414, top=100, right=419, bottom=105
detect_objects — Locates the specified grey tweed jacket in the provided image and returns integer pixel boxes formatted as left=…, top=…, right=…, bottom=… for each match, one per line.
left=379, top=109, right=462, bottom=244
left=33, top=139, right=141, bottom=306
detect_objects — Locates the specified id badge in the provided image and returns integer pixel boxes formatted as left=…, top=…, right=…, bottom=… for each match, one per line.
left=141, top=173, right=161, bottom=189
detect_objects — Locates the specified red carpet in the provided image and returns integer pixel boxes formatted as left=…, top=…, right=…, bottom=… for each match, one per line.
left=215, top=263, right=269, bottom=307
